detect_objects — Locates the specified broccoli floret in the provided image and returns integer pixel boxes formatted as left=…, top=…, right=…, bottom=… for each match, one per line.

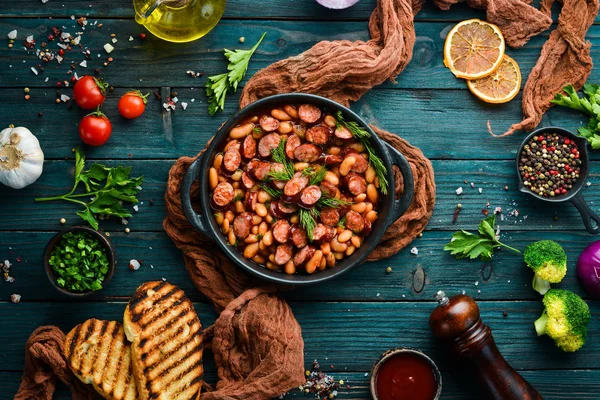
left=524, top=240, right=567, bottom=294
left=534, top=289, right=590, bottom=352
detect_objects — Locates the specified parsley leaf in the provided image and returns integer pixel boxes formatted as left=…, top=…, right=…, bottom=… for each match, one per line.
left=206, top=33, right=267, bottom=116
left=444, top=215, right=520, bottom=261
left=35, top=148, right=143, bottom=230
left=551, top=84, right=600, bottom=149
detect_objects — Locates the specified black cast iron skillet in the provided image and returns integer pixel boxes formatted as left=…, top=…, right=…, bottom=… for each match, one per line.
left=181, top=93, right=414, bottom=285
left=516, top=126, right=600, bottom=234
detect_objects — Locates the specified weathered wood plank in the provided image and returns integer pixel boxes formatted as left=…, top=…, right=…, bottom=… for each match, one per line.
left=1, top=159, right=598, bottom=232
left=2, top=87, right=597, bottom=161
left=1, top=19, right=599, bottom=90
left=0, top=301, right=598, bottom=373
left=0, top=231, right=596, bottom=303
left=1, top=369, right=599, bottom=400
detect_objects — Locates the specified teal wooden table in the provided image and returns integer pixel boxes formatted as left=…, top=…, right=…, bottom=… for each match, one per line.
left=1, top=1, right=600, bottom=399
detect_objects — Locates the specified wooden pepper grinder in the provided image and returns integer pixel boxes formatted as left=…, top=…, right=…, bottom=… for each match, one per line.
left=429, top=291, right=543, bottom=400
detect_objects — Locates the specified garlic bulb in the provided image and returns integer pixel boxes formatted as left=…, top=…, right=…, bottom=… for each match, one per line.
left=0, top=127, right=44, bottom=189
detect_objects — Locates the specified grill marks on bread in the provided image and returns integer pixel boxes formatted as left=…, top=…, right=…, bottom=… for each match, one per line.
left=64, top=319, right=138, bottom=400
left=124, top=281, right=203, bottom=400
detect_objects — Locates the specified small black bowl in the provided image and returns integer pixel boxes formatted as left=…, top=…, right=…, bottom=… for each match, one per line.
left=516, top=127, right=600, bottom=234
left=43, top=226, right=116, bottom=297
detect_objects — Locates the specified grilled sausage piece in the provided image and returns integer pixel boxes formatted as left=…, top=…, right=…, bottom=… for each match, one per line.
left=351, top=154, right=369, bottom=173
left=319, top=181, right=338, bottom=198
left=334, top=125, right=353, bottom=139
left=293, top=143, right=321, bottom=163
left=272, top=219, right=291, bottom=244
left=283, top=172, right=309, bottom=202
left=259, top=115, right=280, bottom=132
left=247, top=159, right=272, bottom=181
left=320, top=207, right=340, bottom=227
left=298, top=104, right=322, bottom=124
left=224, top=139, right=241, bottom=151
left=346, top=173, right=367, bottom=195
left=233, top=212, right=253, bottom=238
left=278, top=202, right=297, bottom=214
left=222, top=147, right=242, bottom=174
left=345, top=210, right=365, bottom=233
left=258, top=133, right=281, bottom=158
left=274, top=244, right=293, bottom=265
left=269, top=201, right=287, bottom=219
left=294, top=245, right=316, bottom=266
left=241, top=172, right=255, bottom=189
left=312, top=223, right=335, bottom=243
left=212, top=182, right=235, bottom=208
left=245, top=191, right=257, bottom=212
left=362, top=218, right=373, bottom=236
left=290, top=225, right=308, bottom=248
left=285, top=134, right=301, bottom=159
left=241, top=135, right=257, bottom=160
left=321, top=154, right=343, bottom=165
left=299, top=185, right=322, bottom=208
left=305, top=125, right=330, bottom=145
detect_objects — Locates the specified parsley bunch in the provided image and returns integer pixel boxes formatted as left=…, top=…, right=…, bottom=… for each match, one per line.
left=552, top=84, right=600, bottom=149
left=36, top=148, right=144, bottom=230
left=444, top=215, right=520, bottom=261
left=206, top=32, right=267, bottom=116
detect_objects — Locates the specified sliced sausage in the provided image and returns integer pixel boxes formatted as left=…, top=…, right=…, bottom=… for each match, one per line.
left=319, top=181, right=338, bottom=198
left=340, top=147, right=359, bottom=158
left=298, top=104, right=322, bottom=124
left=299, top=185, right=322, bottom=208
left=258, top=133, right=281, bottom=158
left=247, top=159, right=271, bottom=181
left=346, top=173, right=367, bottom=195
left=294, top=143, right=321, bottom=163
left=269, top=201, right=287, bottom=219
left=241, top=172, right=255, bottom=189
left=335, top=125, right=353, bottom=139
left=224, top=139, right=241, bottom=151
left=351, top=154, right=369, bottom=173
left=345, top=210, right=365, bottom=233
left=290, top=225, right=308, bottom=248
left=305, top=125, right=330, bottom=145
left=294, top=245, right=315, bottom=266
left=274, top=244, right=293, bottom=265
left=222, top=147, right=241, bottom=174
left=283, top=172, right=309, bottom=202
left=312, top=223, right=335, bottom=243
left=259, top=115, right=280, bottom=132
left=339, top=194, right=353, bottom=215
left=233, top=212, right=253, bottom=239
left=245, top=191, right=257, bottom=211
left=272, top=219, right=291, bottom=244
left=285, top=134, right=301, bottom=159
left=320, top=207, right=340, bottom=227
left=362, top=218, right=373, bottom=236
left=241, top=135, right=257, bottom=160
left=278, top=202, right=297, bottom=214
left=321, top=154, right=343, bottom=165
left=212, top=182, right=234, bottom=208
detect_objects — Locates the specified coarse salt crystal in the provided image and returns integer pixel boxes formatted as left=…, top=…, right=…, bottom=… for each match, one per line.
left=470, top=182, right=475, bottom=188
left=455, top=187, right=463, bottom=195
left=4, top=260, right=11, bottom=268
left=7, top=30, right=17, bottom=40
left=11, top=294, right=21, bottom=304
left=60, top=94, right=70, bottom=102
left=79, top=60, right=87, bottom=67
left=57, top=42, right=67, bottom=49
left=494, top=207, right=502, bottom=214
left=111, top=38, right=117, bottom=43
left=103, top=43, right=114, bottom=53
left=71, top=35, right=81, bottom=45
left=44, top=77, right=49, bottom=82
left=410, top=247, right=418, bottom=255
left=161, top=277, right=167, bottom=282
left=190, top=98, right=195, bottom=102
left=30, top=67, right=38, bottom=75
left=133, top=205, right=139, bottom=212
left=181, top=102, right=188, bottom=110
left=121, top=218, right=129, bottom=225
left=129, top=36, right=134, bottom=41
left=56, top=55, right=63, bottom=63
left=129, top=259, right=141, bottom=270
left=475, top=281, right=479, bottom=286
left=478, top=188, right=483, bottom=193
left=61, top=32, right=70, bottom=40
left=26, top=35, right=34, bottom=43
left=172, top=96, right=178, bottom=103
left=41, top=0, right=50, bottom=3
left=587, top=181, right=592, bottom=187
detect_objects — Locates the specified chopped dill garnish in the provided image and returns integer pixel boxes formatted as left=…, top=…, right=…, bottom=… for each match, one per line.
left=299, top=208, right=320, bottom=240
left=259, top=183, right=282, bottom=199
left=317, top=197, right=353, bottom=209
left=268, top=138, right=294, bottom=181
left=303, top=166, right=327, bottom=186
left=337, top=216, right=346, bottom=228
left=335, top=111, right=389, bottom=195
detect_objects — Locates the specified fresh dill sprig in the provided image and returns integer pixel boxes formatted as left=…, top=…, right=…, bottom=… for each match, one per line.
left=335, top=111, right=389, bottom=195
left=337, top=216, right=346, bottom=228
left=317, top=197, right=353, bottom=209
left=299, top=208, right=320, bottom=240
left=302, top=166, right=327, bottom=186
left=268, top=138, right=294, bottom=181
left=259, top=183, right=282, bottom=199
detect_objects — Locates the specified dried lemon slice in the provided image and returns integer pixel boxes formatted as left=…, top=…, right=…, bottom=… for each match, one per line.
left=444, top=19, right=505, bottom=80
left=467, top=55, right=521, bottom=104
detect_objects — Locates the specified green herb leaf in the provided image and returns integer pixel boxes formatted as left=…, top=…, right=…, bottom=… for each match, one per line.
left=206, top=33, right=267, bottom=115
left=303, top=166, right=327, bottom=186
left=299, top=208, right=320, bottom=240
left=335, top=111, right=389, bottom=194
left=478, top=215, right=497, bottom=240
left=317, top=197, right=353, bottom=209
left=267, top=138, right=294, bottom=181
left=551, top=85, right=594, bottom=116
left=259, top=183, right=283, bottom=199
left=552, top=84, right=600, bottom=149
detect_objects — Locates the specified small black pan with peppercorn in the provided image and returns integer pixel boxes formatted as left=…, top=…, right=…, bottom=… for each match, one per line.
left=516, top=127, right=600, bottom=234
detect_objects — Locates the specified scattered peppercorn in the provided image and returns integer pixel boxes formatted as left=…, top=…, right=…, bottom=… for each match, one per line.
left=55, top=99, right=61, bottom=104
left=94, top=68, right=101, bottom=75
left=109, top=86, right=115, bottom=93
left=108, top=57, right=113, bottom=63
left=24, top=87, right=30, bottom=94
left=149, top=199, right=155, bottom=206
left=452, top=203, right=462, bottom=224
left=519, top=133, right=582, bottom=197
left=38, top=112, right=43, bottom=118
left=239, top=36, right=245, bottom=43
left=60, top=218, right=66, bottom=224
left=139, top=33, right=146, bottom=39
left=504, top=185, right=509, bottom=191
left=125, top=228, right=130, bottom=233
left=24, top=95, right=30, bottom=100
left=503, top=311, right=508, bottom=317
left=386, top=267, right=392, bottom=274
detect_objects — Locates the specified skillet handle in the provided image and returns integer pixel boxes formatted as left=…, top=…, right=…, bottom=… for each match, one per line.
left=181, top=155, right=212, bottom=238
left=384, top=142, right=415, bottom=222
left=571, top=193, right=600, bottom=235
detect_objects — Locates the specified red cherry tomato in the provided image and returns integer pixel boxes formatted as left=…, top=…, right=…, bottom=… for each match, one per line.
left=118, top=91, right=148, bottom=119
left=79, top=112, right=112, bottom=146
left=73, top=76, right=108, bottom=110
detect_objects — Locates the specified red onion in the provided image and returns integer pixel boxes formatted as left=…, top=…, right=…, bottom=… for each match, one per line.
left=315, top=0, right=361, bottom=9
left=577, top=240, right=600, bottom=299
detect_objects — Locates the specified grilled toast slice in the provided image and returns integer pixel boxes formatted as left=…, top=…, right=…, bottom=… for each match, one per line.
left=64, top=319, right=138, bottom=400
left=123, top=281, right=203, bottom=400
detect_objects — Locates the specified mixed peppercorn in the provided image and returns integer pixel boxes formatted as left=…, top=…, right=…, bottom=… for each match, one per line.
left=518, top=133, right=582, bottom=197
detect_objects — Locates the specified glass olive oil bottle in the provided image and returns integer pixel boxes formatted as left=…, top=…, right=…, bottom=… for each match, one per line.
left=134, top=0, right=226, bottom=43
